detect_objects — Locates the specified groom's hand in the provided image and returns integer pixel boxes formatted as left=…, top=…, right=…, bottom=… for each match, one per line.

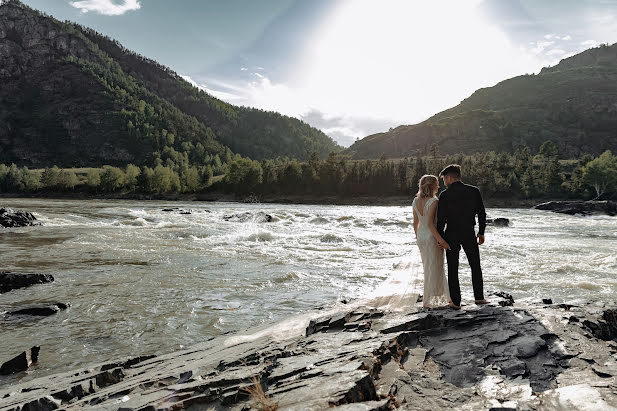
left=477, top=234, right=485, bottom=245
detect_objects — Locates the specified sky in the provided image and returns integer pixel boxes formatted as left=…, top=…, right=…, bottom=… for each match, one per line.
left=18, top=0, right=617, bottom=147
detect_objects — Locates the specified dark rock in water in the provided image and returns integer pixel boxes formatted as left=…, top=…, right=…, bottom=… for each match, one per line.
left=543, top=298, right=553, bottom=305
left=4, top=296, right=617, bottom=409
left=486, top=217, right=510, bottom=227
left=162, top=208, right=192, bottom=214
left=0, top=346, right=40, bottom=376
left=535, top=200, right=617, bottom=216
left=0, top=207, right=40, bottom=228
left=0, top=272, right=54, bottom=293
left=491, top=291, right=514, bottom=306
left=223, top=211, right=272, bottom=223
left=8, top=302, right=70, bottom=317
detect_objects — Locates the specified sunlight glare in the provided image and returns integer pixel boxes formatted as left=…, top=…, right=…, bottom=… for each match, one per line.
left=292, top=0, right=544, bottom=125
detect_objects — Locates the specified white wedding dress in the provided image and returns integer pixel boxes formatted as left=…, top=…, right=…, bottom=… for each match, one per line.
left=412, top=197, right=450, bottom=307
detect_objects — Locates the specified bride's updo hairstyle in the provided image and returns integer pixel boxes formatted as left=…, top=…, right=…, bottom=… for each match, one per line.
left=417, top=175, right=439, bottom=198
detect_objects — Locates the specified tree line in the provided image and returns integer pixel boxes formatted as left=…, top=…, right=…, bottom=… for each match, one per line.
left=1, top=144, right=616, bottom=201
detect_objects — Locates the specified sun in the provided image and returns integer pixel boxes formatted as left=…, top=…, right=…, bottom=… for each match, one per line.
left=292, top=0, right=542, bottom=125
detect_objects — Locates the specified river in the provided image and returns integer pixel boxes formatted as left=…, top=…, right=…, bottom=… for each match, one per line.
left=1, top=198, right=616, bottom=387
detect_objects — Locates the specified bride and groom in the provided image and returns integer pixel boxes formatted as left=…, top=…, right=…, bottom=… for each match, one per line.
left=412, top=164, right=487, bottom=310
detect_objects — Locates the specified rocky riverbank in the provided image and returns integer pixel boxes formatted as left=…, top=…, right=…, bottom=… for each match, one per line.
left=2, top=294, right=617, bottom=410
left=535, top=200, right=617, bottom=216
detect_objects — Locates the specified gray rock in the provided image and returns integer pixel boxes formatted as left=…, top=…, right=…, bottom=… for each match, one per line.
left=0, top=272, right=54, bottom=293
left=223, top=212, right=273, bottom=223
left=2, top=296, right=617, bottom=409
left=0, top=346, right=40, bottom=376
left=0, top=207, right=39, bottom=228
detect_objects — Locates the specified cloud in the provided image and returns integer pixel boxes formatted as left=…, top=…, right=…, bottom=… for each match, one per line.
left=69, top=0, right=141, bottom=16
left=546, top=48, right=566, bottom=56
left=581, top=39, right=599, bottom=48
left=531, top=40, right=555, bottom=54
left=299, top=109, right=397, bottom=147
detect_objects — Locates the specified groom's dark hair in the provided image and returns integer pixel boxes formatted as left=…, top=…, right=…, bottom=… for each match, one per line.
left=439, top=164, right=462, bottom=178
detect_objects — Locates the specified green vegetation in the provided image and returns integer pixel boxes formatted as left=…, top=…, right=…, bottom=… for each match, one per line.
left=1, top=148, right=615, bottom=202
left=0, top=0, right=340, bottom=170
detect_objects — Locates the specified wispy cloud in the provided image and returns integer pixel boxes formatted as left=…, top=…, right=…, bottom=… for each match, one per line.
left=69, top=0, right=141, bottom=16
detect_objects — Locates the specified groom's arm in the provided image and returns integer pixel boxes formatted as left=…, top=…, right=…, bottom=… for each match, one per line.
left=475, top=188, right=486, bottom=236
left=437, top=192, right=447, bottom=238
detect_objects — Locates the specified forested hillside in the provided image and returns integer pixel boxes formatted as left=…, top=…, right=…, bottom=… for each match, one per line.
left=347, top=43, right=617, bottom=159
left=0, top=0, right=340, bottom=169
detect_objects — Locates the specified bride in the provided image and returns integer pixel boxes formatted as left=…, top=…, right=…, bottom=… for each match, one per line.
left=412, top=175, right=451, bottom=309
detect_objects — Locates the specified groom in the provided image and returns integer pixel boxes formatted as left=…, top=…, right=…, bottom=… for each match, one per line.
left=436, top=164, right=487, bottom=309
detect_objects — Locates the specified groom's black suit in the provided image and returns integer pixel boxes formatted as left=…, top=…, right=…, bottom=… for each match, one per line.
left=437, top=181, right=486, bottom=306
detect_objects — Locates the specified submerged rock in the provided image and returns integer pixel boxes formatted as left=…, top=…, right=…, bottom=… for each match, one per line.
left=0, top=347, right=40, bottom=376
left=8, top=302, right=70, bottom=317
left=486, top=217, right=510, bottom=227
left=535, top=200, right=617, bottom=216
left=162, top=208, right=193, bottom=214
left=2, top=298, right=617, bottom=409
left=0, top=272, right=54, bottom=293
left=0, top=207, right=40, bottom=228
left=223, top=211, right=273, bottom=223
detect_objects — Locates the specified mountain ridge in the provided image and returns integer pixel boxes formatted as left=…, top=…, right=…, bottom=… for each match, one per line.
left=0, top=0, right=340, bottom=168
left=346, top=42, right=617, bottom=159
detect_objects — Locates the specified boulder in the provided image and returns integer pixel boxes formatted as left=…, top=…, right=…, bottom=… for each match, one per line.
left=486, top=217, right=510, bottom=227
left=0, top=346, right=40, bottom=376
left=223, top=211, right=273, bottom=223
left=8, top=302, right=70, bottom=317
left=0, top=272, right=54, bottom=293
left=0, top=207, right=40, bottom=228
left=162, top=208, right=192, bottom=214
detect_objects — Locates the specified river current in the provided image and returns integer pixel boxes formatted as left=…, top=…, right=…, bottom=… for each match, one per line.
left=1, top=198, right=616, bottom=387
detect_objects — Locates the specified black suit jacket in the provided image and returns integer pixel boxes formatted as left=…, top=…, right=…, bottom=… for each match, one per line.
left=437, top=181, right=486, bottom=239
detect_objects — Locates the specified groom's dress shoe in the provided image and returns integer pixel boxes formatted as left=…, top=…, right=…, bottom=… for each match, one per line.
left=475, top=299, right=489, bottom=305
left=448, top=303, right=461, bottom=310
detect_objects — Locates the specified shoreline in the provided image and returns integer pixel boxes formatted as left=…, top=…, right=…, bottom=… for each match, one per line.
left=0, top=192, right=547, bottom=208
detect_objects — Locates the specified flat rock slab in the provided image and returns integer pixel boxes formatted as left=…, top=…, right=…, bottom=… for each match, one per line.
left=0, top=208, right=40, bottom=228
left=0, top=272, right=54, bottom=293
left=2, top=299, right=617, bottom=409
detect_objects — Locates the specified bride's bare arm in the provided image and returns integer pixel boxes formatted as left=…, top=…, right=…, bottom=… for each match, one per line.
left=428, top=200, right=450, bottom=250
left=413, top=208, right=419, bottom=237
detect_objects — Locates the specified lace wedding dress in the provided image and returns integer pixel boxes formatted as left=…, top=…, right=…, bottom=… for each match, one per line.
left=412, top=197, right=450, bottom=307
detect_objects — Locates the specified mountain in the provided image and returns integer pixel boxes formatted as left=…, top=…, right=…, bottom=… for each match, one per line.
left=346, top=43, right=617, bottom=159
left=0, top=0, right=340, bottom=168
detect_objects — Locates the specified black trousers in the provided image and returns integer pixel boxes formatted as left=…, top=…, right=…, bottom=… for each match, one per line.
left=445, top=230, right=484, bottom=306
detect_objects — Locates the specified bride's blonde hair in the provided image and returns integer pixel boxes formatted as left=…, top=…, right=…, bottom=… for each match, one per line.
left=416, top=175, right=439, bottom=198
